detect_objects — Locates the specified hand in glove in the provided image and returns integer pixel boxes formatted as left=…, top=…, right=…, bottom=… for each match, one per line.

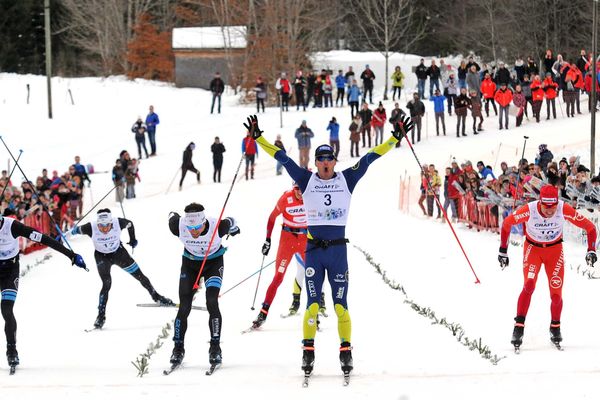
left=243, top=115, right=263, bottom=139
left=392, top=115, right=414, bottom=141
left=586, top=250, right=597, bottom=267
left=70, top=227, right=80, bottom=236
left=498, top=247, right=509, bottom=269
left=72, top=254, right=87, bottom=269
left=128, top=239, right=138, bottom=249
left=229, top=225, right=241, bottom=236
left=261, top=238, right=271, bottom=256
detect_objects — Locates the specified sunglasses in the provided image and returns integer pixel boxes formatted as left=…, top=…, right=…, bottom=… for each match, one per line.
left=98, top=223, right=112, bottom=228
left=186, top=224, right=203, bottom=231
left=316, top=155, right=335, bottom=162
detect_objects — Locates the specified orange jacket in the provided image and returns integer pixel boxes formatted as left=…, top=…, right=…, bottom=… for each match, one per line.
left=494, top=88, right=513, bottom=107
left=566, top=67, right=584, bottom=89
left=530, top=80, right=544, bottom=101
left=480, top=77, right=496, bottom=99
left=542, top=77, right=558, bottom=99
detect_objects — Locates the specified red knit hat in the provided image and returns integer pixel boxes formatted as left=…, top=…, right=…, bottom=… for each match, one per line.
left=539, top=185, right=559, bottom=205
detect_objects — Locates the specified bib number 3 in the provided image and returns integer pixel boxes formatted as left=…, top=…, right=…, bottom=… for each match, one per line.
left=324, top=194, right=332, bottom=206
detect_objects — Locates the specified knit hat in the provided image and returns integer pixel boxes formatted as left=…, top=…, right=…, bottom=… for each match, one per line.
left=539, top=185, right=559, bottom=206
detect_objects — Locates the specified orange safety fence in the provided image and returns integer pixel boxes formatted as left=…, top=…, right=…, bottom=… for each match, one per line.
left=18, top=211, right=55, bottom=255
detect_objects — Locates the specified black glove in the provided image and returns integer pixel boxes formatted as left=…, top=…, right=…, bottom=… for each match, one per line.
left=229, top=225, right=241, bottom=236
left=168, top=211, right=180, bottom=219
left=262, top=238, right=271, bottom=256
left=498, top=247, right=509, bottom=269
left=392, top=115, right=414, bottom=141
left=128, top=239, right=138, bottom=249
left=586, top=251, right=597, bottom=267
left=243, top=115, right=263, bottom=139
left=72, top=254, right=87, bottom=269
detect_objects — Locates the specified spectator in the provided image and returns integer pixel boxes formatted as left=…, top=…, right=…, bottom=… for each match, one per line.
left=439, top=59, right=452, bottom=86
left=274, top=134, right=285, bottom=175
left=466, top=56, right=480, bottom=72
left=242, top=131, right=258, bottom=180
left=255, top=76, right=267, bottom=113
left=543, top=49, right=556, bottom=75
left=348, top=115, right=361, bottom=158
left=418, top=165, right=429, bottom=216
left=576, top=49, right=588, bottom=77
left=372, top=102, right=387, bottom=145
left=563, top=62, right=579, bottom=118
left=323, top=73, right=333, bottom=108
left=457, top=60, right=468, bottom=89
left=131, top=117, right=149, bottom=159
left=211, top=137, right=226, bottom=183
left=495, top=62, right=511, bottom=86
left=294, top=70, right=306, bottom=111
left=306, top=71, right=316, bottom=107
left=275, top=72, right=291, bottom=111
left=542, top=72, right=558, bottom=119
left=521, top=74, right=533, bottom=118
left=535, top=144, right=554, bottom=173
left=415, top=59, right=428, bottom=99
left=125, top=159, right=140, bottom=199
left=209, top=72, right=225, bottom=114
left=427, top=164, right=442, bottom=218
left=72, top=156, right=90, bottom=187
left=112, top=159, right=125, bottom=202
left=344, top=66, right=355, bottom=104
left=469, top=90, right=483, bottom=134
left=143, top=105, right=160, bottom=157
left=294, top=120, right=314, bottom=169
left=327, top=117, right=340, bottom=159
left=179, top=142, right=201, bottom=190
left=406, top=93, right=425, bottom=143
left=480, top=72, right=497, bottom=117
left=358, top=102, right=373, bottom=148
left=389, top=103, right=406, bottom=148
left=348, top=81, right=361, bottom=119
left=466, top=65, right=481, bottom=96
left=445, top=73, right=458, bottom=115
left=494, top=83, right=513, bottom=130
left=455, top=88, right=471, bottom=137
left=427, top=59, right=441, bottom=99
left=313, top=75, right=323, bottom=108
left=530, top=74, right=544, bottom=122
left=360, top=64, right=376, bottom=104
left=391, top=66, right=404, bottom=101
left=430, top=89, right=446, bottom=136
left=514, top=57, right=526, bottom=82
left=526, top=56, right=539, bottom=77
left=443, top=164, right=460, bottom=222
left=476, top=161, right=495, bottom=180
left=513, top=85, right=527, bottom=127
left=335, top=70, right=346, bottom=107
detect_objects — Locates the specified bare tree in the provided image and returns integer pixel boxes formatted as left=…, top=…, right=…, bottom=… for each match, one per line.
left=348, top=0, right=426, bottom=100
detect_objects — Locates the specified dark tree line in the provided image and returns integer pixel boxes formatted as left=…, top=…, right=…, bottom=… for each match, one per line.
left=0, top=0, right=596, bottom=78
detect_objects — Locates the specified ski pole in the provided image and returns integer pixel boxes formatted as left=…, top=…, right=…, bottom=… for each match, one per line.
left=401, top=129, right=481, bottom=284
left=192, top=154, right=245, bottom=290
left=513, top=135, right=529, bottom=209
left=165, top=167, right=180, bottom=194
left=0, top=136, right=74, bottom=251
left=250, top=255, right=266, bottom=310
left=219, top=259, right=276, bottom=298
left=0, top=149, right=22, bottom=202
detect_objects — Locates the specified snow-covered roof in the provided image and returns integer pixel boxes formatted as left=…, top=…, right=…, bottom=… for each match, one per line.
left=172, top=26, right=247, bottom=49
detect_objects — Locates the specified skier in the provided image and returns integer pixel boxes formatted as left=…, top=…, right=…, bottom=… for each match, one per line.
left=252, top=183, right=327, bottom=329
left=2, top=213, right=86, bottom=371
left=167, top=203, right=240, bottom=370
left=70, top=208, right=173, bottom=329
left=245, top=113, right=413, bottom=381
left=179, top=142, right=201, bottom=190
left=498, top=185, right=597, bottom=351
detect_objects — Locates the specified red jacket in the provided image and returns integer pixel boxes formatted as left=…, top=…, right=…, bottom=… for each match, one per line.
left=566, top=67, right=584, bottom=89
left=530, top=80, right=544, bottom=101
left=542, top=77, right=558, bottom=99
left=494, top=88, right=513, bottom=107
left=480, top=77, right=496, bottom=99
left=447, top=168, right=463, bottom=199
left=371, top=108, right=386, bottom=127
left=584, top=73, right=600, bottom=93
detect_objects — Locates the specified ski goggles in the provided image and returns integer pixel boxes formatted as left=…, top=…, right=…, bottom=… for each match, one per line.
left=316, top=155, right=335, bottom=162
left=186, top=223, right=203, bottom=231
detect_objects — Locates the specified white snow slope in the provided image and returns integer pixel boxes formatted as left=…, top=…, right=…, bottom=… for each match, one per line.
left=0, top=51, right=599, bottom=400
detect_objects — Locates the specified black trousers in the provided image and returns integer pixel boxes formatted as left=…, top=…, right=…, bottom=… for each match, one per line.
left=0, top=260, right=19, bottom=345
left=180, top=164, right=200, bottom=187
left=213, top=159, right=223, bottom=183
left=95, top=247, right=157, bottom=314
left=173, top=256, right=224, bottom=346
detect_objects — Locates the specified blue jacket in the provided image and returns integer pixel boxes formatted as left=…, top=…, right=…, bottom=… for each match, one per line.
left=335, top=75, right=346, bottom=89
left=348, top=86, right=361, bottom=102
left=295, top=126, right=314, bottom=148
left=327, top=122, right=340, bottom=140
left=430, top=95, right=446, bottom=113
left=480, top=167, right=496, bottom=180
left=145, top=112, right=160, bottom=132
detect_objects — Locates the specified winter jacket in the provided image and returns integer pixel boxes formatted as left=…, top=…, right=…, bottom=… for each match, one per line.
left=457, top=66, right=468, bottom=80
left=480, top=77, right=497, bottom=99
left=327, top=121, right=340, bottom=140
left=526, top=61, right=539, bottom=76
left=536, top=149, right=554, bottom=172
left=349, top=121, right=361, bottom=143
left=210, top=78, right=225, bottom=94
left=514, top=60, right=526, bottom=81
left=131, top=120, right=147, bottom=139
left=276, top=78, right=291, bottom=94
left=358, top=108, right=373, bottom=125
left=447, top=167, right=463, bottom=199
left=391, top=71, right=405, bottom=88
left=295, top=126, right=314, bottom=149
left=406, top=100, right=425, bottom=117
left=323, top=77, right=333, bottom=94
left=145, top=112, right=159, bottom=133
left=294, top=76, right=306, bottom=92
left=415, top=63, right=428, bottom=80
left=454, top=94, right=471, bottom=116
left=470, top=95, right=482, bottom=117
left=255, top=81, right=267, bottom=99
left=520, top=81, right=532, bottom=98
left=542, top=77, right=558, bottom=99
left=494, top=88, right=513, bottom=107
left=466, top=61, right=480, bottom=71
left=512, top=92, right=526, bottom=108
left=576, top=55, right=588, bottom=76
left=445, top=77, right=458, bottom=95
left=242, top=136, right=258, bottom=155
left=543, top=55, right=556, bottom=74
left=494, top=67, right=511, bottom=86
left=348, top=85, right=361, bottom=102
left=211, top=143, right=226, bottom=162
left=566, top=66, right=584, bottom=89
left=430, top=95, right=446, bottom=113
left=466, top=71, right=481, bottom=94
left=335, top=74, right=346, bottom=89
left=372, top=108, right=387, bottom=127
left=531, top=80, right=545, bottom=101
left=360, top=69, right=376, bottom=88
left=182, top=144, right=195, bottom=168
left=427, top=65, right=441, bottom=80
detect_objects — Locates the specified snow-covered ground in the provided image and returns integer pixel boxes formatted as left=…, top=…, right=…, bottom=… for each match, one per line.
left=1, top=50, right=599, bottom=399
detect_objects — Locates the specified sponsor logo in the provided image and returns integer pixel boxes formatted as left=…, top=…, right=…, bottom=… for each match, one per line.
left=351, top=161, right=360, bottom=170
left=287, top=196, right=293, bottom=204
left=550, top=276, right=562, bottom=289
left=308, top=318, right=316, bottom=326
left=286, top=206, right=305, bottom=215
left=307, top=280, right=316, bottom=298
left=278, top=266, right=285, bottom=273
left=333, top=273, right=346, bottom=283
left=534, top=222, right=558, bottom=228
left=514, top=211, right=530, bottom=222
left=314, top=184, right=337, bottom=190
left=14, top=277, right=18, bottom=290
left=29, top=231, right=42, bottom=242
left=336, top=287, right=345, bottom=299
left=305, top=267, right=315, bottom=278
left=527, top=272, right=536, bottom=279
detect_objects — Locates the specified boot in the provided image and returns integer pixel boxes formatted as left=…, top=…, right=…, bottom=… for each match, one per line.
left=94, top=311, right=106, bottom=329
left=511, top=316, right=525, bottom=347
left=152, top=293, right=175, bottom=306
left=209, top=341, right=222, bottom=365
left=6, top=344, right=19, bottom=367
left=302, top=339, right=315, bottom=374
left=252, top=307, right=268, bottom=328
left=339, top=342, right=353, bottom=373
left=170, top=342, right=185, bottom=365
left=289, top=294, right=300, bottom=315
left=550, top=320, right=562, bottom=344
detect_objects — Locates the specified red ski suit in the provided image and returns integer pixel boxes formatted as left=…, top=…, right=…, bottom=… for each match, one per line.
left=262, top=189, right=307, bottom=306
left=501, top=201, right=596, bottom=320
